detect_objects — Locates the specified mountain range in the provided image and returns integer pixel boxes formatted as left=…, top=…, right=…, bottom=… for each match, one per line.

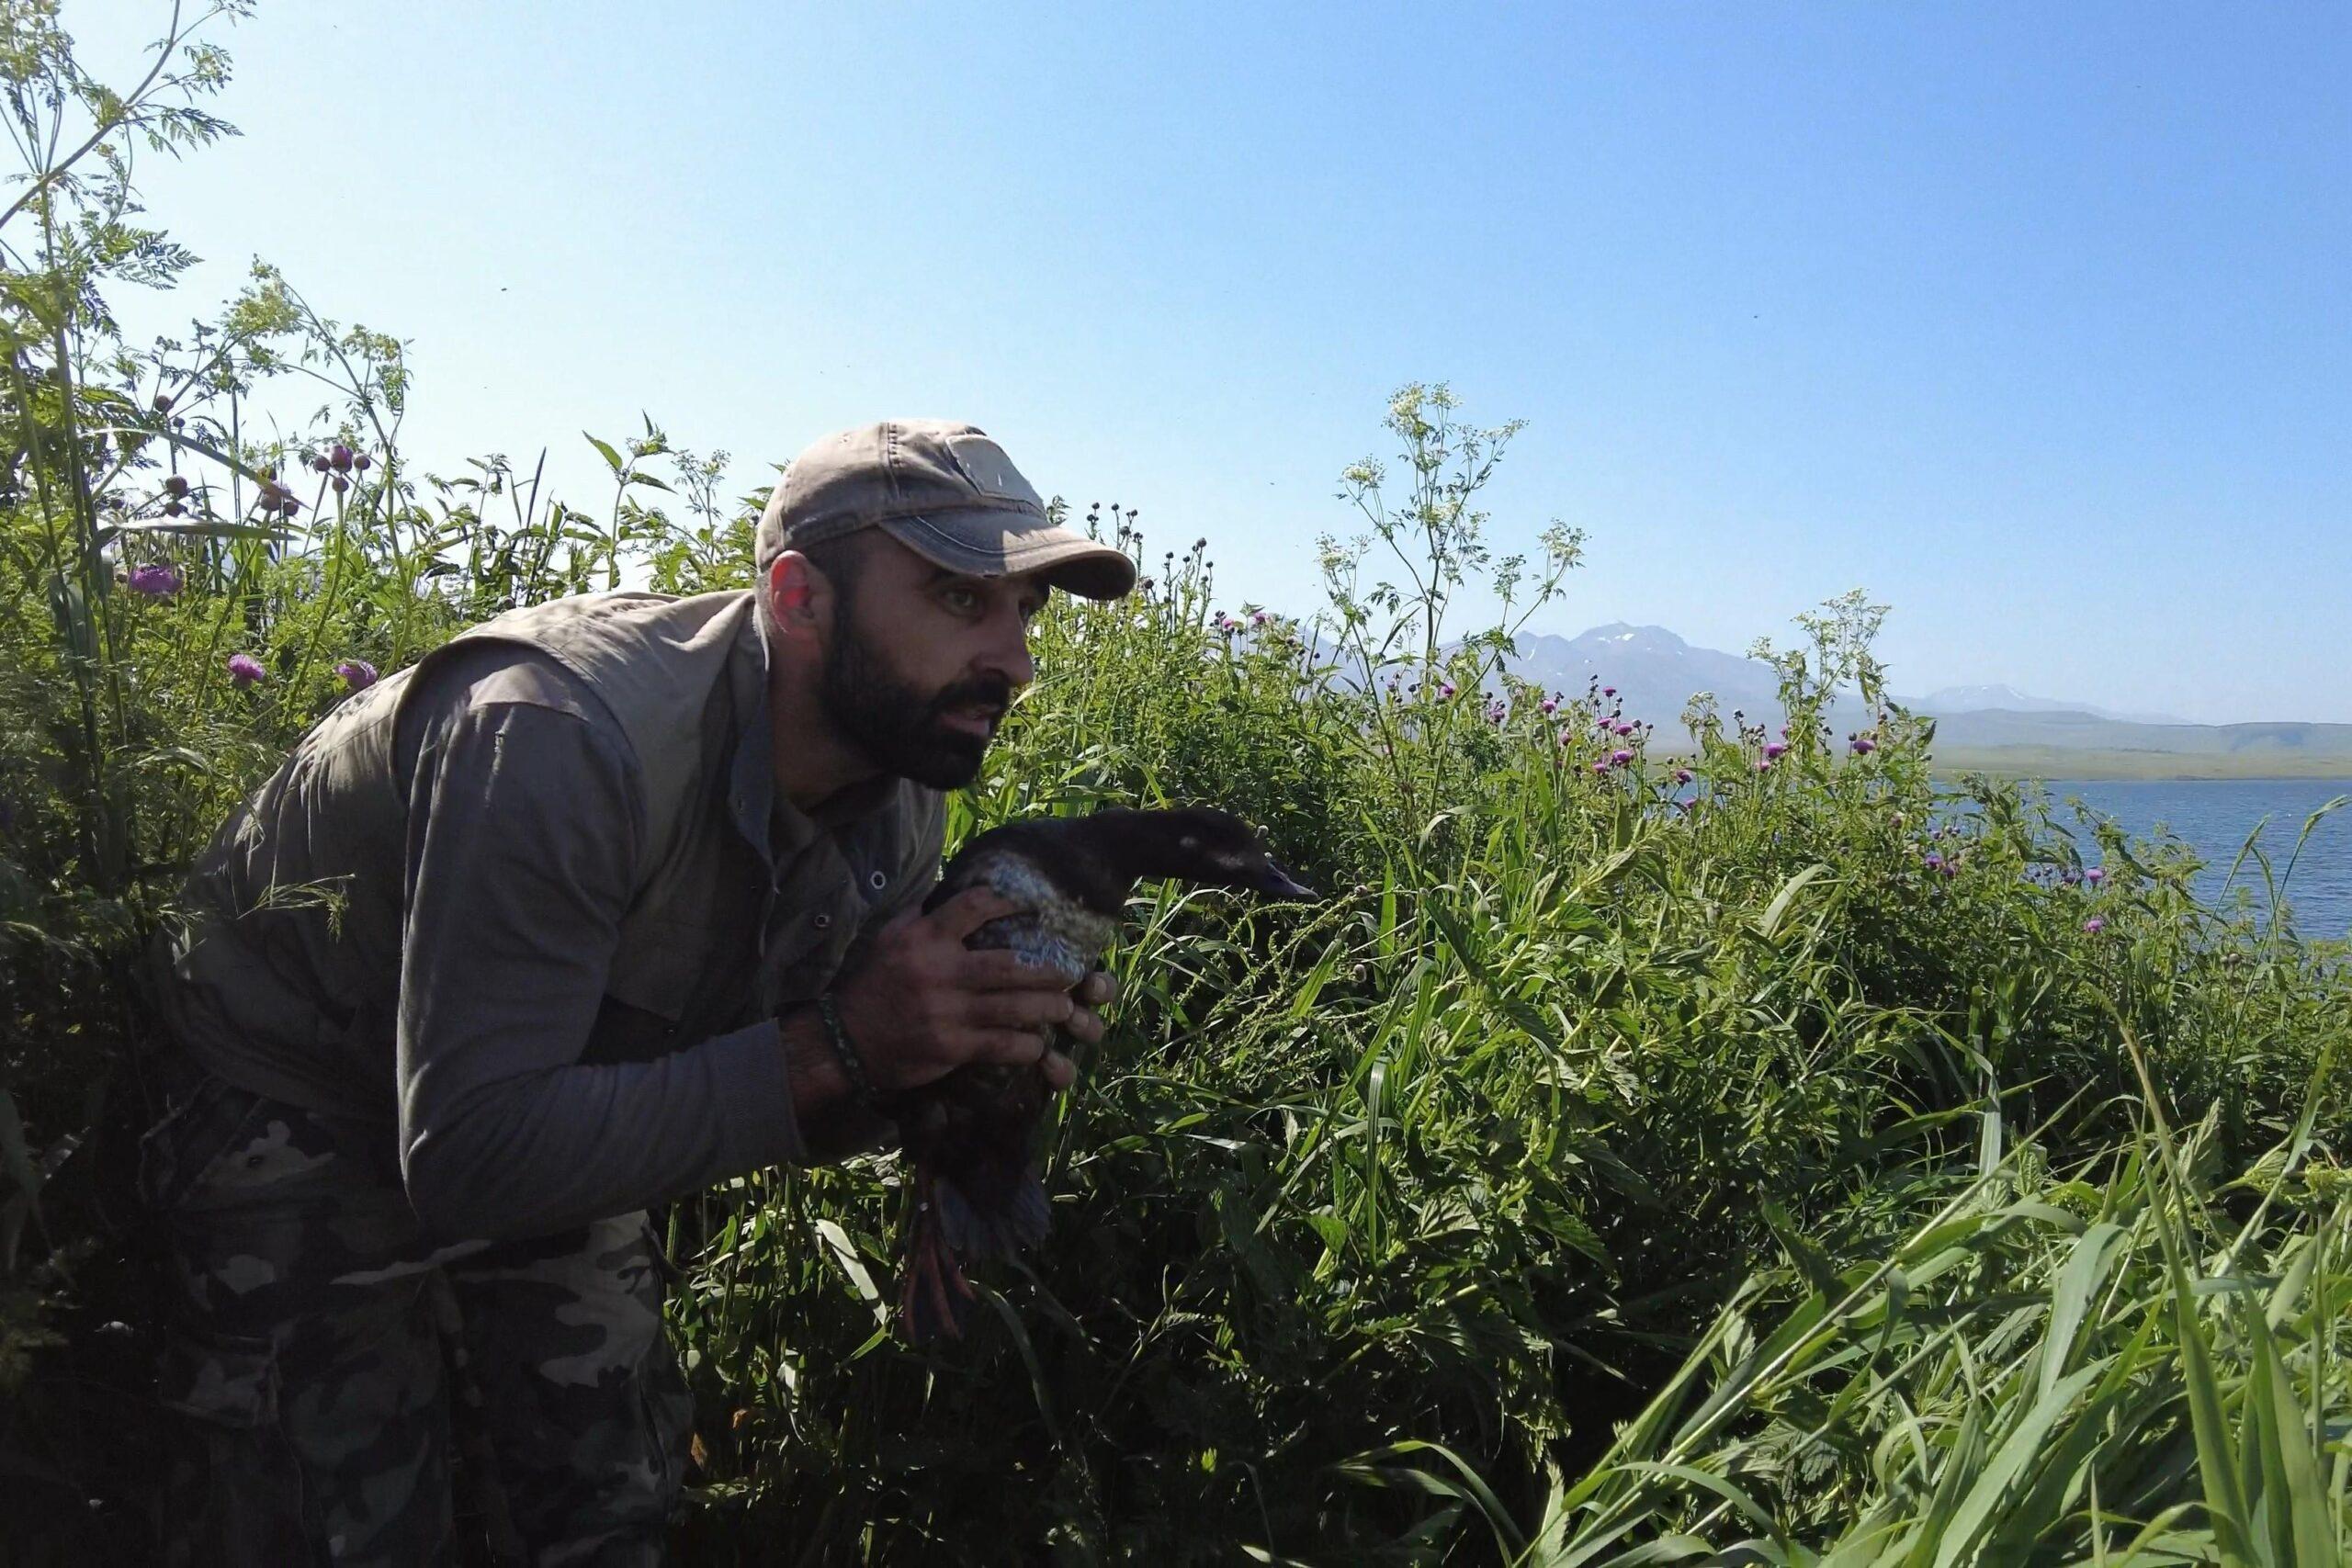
left=1473, top=623, right=2352, bottom=767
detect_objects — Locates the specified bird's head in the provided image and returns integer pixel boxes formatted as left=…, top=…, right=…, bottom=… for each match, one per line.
left=1104, top=807, right=1317, bottom=900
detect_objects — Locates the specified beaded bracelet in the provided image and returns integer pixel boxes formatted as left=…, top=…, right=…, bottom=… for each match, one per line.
left=814, top=994, right=888, bottom=1113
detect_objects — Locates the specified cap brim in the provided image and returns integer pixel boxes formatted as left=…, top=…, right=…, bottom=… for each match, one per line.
left=877, top=509, right=1137, bottom=600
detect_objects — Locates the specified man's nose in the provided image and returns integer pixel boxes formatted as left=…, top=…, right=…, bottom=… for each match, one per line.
left=978, top=609, right=1035, bottom=690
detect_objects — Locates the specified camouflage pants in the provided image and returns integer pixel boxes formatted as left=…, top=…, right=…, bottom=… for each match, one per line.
left=134, top=1043, right=694, bottom=1566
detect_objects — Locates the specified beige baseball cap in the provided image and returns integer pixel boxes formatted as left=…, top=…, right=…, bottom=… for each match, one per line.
left=755, top=420, right=1136, bottom=601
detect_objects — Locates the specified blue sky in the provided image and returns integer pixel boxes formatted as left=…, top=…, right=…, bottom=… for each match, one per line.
left=78, top=2, right=2351, bottom=723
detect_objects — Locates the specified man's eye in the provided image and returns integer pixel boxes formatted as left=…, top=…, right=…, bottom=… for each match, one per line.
left=942, top=585, right=981, bottom=614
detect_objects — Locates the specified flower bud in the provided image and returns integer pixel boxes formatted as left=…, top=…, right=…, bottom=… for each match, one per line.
left=163, top=474, right=188, bottom=498
left=331, top=444, right=354, bottom=472
left=354, top=454, right=372, bottom=470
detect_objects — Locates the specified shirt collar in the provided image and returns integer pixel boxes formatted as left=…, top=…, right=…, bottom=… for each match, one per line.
left=725, top=592, right=904, bottom=861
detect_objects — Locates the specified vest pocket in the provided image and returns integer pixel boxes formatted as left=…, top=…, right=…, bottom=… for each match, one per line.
left=603, top=919, right=714, bottom=1023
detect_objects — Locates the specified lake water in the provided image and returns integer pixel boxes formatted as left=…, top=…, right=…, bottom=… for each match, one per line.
left=1973, top=779, right=2352, bottom=942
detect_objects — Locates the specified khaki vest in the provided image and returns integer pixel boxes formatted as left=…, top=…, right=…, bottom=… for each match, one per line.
left=150, top=589, right=944, bottom=1120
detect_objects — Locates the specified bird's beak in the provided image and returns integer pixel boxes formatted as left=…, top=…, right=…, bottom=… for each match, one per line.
left=1254, top=859, right=1317, bottom=900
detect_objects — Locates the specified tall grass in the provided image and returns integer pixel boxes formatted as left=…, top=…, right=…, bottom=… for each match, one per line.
left=2, top=8, right=2345, bottom=1563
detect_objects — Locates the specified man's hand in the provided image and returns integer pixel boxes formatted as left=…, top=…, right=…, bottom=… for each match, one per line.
left=829, top=887, right=1115, bottom=1095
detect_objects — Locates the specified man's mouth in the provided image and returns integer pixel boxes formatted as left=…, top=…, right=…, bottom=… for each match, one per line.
left=937, top=705, right=1003, bottom=739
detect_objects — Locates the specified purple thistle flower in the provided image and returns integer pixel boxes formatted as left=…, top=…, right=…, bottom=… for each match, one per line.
left=1557, top=728, right=1575, bottom=748
left=331, top=443, right=354, bottom=473
left=2083, top=917, right=2105, bottom=934
left=2086, top=867, right=2105, bottom=885
left=128, top=562, right=181, bottom=597
left=1539, top=699, right=1556, bottom=715
left=1611, top=749, right=1634, bottom=766
left=1755, top=759, right=1772, bottom=773
left=1924, top=852, right=1944, bottom=870
left=1440, top=682, right=1456, bottom=698
left=1251, top=610, right=1268, bottom=626
left=334, top=659, right=379, bottom=692
left=227, top=652, right=266, bottom=688
left=1601, top=686, right=1615, bottom=697
left=1764, top=740, right=1788, bottom=761
left=1673, top=768, right=1693, bottom=784
left=1849, top=736, right=1876, bottom=755
left=1590, top=761, right=1610, bottom=777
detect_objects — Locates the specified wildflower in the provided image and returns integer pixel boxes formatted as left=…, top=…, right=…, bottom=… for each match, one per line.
left=162, top=501, right=185, bottom=517
left=1755, top=759, right=1772, bottom=773
left=2083, top=918, right=2105, bottom=934
left=1590, top=761, right=1609, bottom=777
left=1557, top=728, right=1574, bottom=748
left=311, top=456, right=333, bottom=473
left=163, top=474, right=189, bottom=499
left=334, top=659, right=379, bottom=692
left=1251, top=610, right=1268, bottom=626
left=1765, top=741, right=1789, bottom=761
left=1925, top=852, right=1943, bottom=870
left=1601, top=686, right=1615, bottom=697
left=1673, top=768, right=1693, bottom=784
left=1440, top=682, right=1456, bottom=699
left=331, top=443, right=355, bottom=473
left=1849, top=736, right=1875, bottom=755
left=355, top=454, right=372, bottom=471
left=227, top=653, right=266, bottom=688
left=153, top=392, right=175, bottom=412
left=1539, top=699, right=1556, bottom=715
left=2085, top=867, right=2105, bottom=885
left=1611, top=749, right=1634, bottom=766
left=128, top=563, right=180, bottom=597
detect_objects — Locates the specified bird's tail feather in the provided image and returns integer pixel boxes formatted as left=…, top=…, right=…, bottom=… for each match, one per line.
left=931, top=1168, right=1050, bottom=1260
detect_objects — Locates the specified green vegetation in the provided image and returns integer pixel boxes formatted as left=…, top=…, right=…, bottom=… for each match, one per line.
left=5, top=8, right=2347, bottom=1562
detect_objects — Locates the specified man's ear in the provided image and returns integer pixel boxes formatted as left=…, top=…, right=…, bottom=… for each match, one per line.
left=765, top=551, right=831, bottom=640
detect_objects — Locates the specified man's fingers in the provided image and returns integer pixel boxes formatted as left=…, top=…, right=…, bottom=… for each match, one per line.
left=1075, top=970, right=1118, bottom=1009
left=968, top=989, right=1076, bottom=1032
left=928, top=886, right=1024, bottom=942
left=1062, top=1005, right=1105, bottom=1047
left=957, top=948, right=1081, bottom=991
left=969, top=1029, right=1059, bottom=1067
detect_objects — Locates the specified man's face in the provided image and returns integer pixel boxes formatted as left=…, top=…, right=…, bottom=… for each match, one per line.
left=816, top=538, right=1049, bottom=789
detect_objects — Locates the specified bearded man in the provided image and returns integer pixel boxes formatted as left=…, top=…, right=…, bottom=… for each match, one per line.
left=134, top=420, right=1134, bottom=1563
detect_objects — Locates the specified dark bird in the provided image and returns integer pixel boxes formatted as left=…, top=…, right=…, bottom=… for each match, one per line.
left=883, top=807, right=1315, bottom=1342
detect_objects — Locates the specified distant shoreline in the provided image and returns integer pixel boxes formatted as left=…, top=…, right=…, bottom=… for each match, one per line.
left=1636, top=745, right=2352, bottom=783
left=1922, top=748, right=2352, bottom=783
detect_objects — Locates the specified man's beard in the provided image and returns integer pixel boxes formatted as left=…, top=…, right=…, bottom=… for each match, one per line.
left=819, top=610, right=1011, bottom=789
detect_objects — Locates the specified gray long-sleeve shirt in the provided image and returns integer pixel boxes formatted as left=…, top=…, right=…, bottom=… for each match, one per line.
left=153, top=607, right=941, bottom=1244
